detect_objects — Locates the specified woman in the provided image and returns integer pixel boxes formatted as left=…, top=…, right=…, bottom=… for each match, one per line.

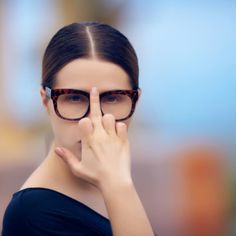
left=2, top=22, right=154, bottom=236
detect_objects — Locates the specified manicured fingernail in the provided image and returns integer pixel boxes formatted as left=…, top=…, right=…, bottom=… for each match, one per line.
left=55, top=147, right=64, bottom=156
left=91, top=87, right=97, bottom=95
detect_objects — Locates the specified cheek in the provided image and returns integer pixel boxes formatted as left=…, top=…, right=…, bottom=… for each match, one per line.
left=48, top=103, right=81, bottom=147
left=51, top=120, right=80, bottom=145
left=49, top=116, right=82, bottom=158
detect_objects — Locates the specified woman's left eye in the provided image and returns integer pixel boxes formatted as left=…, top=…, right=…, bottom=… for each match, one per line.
left=104, top=95, right=119, bottom=103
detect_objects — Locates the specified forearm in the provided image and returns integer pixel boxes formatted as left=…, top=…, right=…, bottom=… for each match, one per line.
left=100, top=178, right=154, bottom=236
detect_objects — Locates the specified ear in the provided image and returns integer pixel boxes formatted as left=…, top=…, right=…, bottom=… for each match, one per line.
left=137, top=88, right=142, bottom=103
left=40, top=87, right=50, bottom=111
left=138, top=88, right=142, bottom=97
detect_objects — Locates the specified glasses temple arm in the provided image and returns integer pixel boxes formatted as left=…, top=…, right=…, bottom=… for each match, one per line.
left=45, top=87, right=52, bottom=98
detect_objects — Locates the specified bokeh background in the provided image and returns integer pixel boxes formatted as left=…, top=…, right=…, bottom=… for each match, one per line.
left=0, top=0, right=236, bottom=235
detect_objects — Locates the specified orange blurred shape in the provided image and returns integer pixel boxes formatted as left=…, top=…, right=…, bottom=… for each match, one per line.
left=178, top=146, right=228, bottom=236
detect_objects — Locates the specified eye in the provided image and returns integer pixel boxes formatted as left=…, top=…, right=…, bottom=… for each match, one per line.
left=103, top=94, right=121, bottom=103
left=64, top=94, right=86, bottom=103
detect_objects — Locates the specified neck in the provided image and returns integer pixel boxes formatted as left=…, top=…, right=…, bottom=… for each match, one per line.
left=41, top=140, right=96, bottom=194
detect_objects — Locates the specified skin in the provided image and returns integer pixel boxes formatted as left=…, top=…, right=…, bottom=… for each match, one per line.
left=21, top=58, right=154, bottom=235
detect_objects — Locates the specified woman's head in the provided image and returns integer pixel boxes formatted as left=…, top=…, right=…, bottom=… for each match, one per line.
left=40, top=22, right=141, bottom=156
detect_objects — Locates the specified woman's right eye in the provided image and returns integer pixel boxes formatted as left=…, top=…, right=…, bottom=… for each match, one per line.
left=65, top=94, right=84, bottom=102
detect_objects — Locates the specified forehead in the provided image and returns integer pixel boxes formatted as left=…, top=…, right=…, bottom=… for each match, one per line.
left=55, top=58, right=131, bottom=92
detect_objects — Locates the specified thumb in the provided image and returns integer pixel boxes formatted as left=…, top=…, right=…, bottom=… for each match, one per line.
left=55, top=147, right=82, bottom=177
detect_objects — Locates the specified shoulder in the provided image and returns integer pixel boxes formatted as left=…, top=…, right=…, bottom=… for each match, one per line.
left=6, top=187, right=87, bottom=223
left=4, top=187, right=74, bottom=219
left=1, top=188, right=84, bottom=235
left=2, top=188, right=112, bottom=236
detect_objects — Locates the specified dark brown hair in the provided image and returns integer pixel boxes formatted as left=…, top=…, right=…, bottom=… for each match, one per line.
left=41, top=22, right=139, bottom=90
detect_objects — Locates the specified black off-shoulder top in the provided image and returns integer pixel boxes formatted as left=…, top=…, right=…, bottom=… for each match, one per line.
left=2, top=187, right=113, bottom=236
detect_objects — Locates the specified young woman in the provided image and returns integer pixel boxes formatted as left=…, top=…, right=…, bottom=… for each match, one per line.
left=2, top=22, right=154, bottom=236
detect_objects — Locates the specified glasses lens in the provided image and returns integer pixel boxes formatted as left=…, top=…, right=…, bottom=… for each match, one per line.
left=101, top=93, right=132, bottom=120
left=57, top=93, right=89, bottom=119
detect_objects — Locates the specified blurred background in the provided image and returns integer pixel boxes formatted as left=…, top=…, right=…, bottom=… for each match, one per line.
left=0, top=0, right=236, bottom=235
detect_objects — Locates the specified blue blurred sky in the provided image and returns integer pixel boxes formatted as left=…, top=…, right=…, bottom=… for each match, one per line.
left=121, top=0, right=236, bottom=142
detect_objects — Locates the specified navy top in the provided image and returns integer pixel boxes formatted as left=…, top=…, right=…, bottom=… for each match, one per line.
left=2, top=187, right=113, bottom=236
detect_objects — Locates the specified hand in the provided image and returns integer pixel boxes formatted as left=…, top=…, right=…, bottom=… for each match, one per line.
left=55, top=87, right=132, bottom=191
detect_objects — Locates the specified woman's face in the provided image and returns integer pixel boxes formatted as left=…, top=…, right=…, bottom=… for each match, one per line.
left=40, top=58, right=141, bottom=158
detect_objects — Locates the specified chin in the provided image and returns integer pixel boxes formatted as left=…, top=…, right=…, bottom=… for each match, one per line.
left=56, top=138, right=82, bottom=159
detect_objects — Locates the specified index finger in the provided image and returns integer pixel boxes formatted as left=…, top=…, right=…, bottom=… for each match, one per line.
left=90, top=87, right=102, bottom=125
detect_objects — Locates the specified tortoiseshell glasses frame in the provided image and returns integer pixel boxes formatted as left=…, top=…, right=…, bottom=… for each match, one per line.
left=44, top=86, right=139, bottom=121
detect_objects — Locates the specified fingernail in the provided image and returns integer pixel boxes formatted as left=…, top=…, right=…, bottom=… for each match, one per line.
left=55, top=147, right=64, bottom=156
left=91, top=87, right=97, bottom=95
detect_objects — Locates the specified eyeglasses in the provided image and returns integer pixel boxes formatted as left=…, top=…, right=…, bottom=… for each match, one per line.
left=45, top=87, right=139, bottom=121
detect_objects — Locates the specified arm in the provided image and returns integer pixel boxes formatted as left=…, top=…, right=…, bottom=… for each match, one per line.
left=100, top=178, right=154, bottom=236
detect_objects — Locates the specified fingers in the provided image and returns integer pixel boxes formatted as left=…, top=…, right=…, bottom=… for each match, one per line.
left=78, top=117, right=93, bottom=143
left=102, top=114, right=116, bottom=136
left=55, top=147, right=82, bottom=176
left=90, top=87, right=103, bottom=129
left=116, top=122, right=128, bottom=140
left=86, top=87, right=127, bottom=142
left=79, top=116, right=127, bottom=144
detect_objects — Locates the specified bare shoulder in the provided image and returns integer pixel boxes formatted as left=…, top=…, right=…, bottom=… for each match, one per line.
left=20, top=163, right=50, bottom=190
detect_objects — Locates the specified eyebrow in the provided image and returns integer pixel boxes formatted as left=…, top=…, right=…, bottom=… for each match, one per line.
left=53, top=88, right=133, bottom=93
